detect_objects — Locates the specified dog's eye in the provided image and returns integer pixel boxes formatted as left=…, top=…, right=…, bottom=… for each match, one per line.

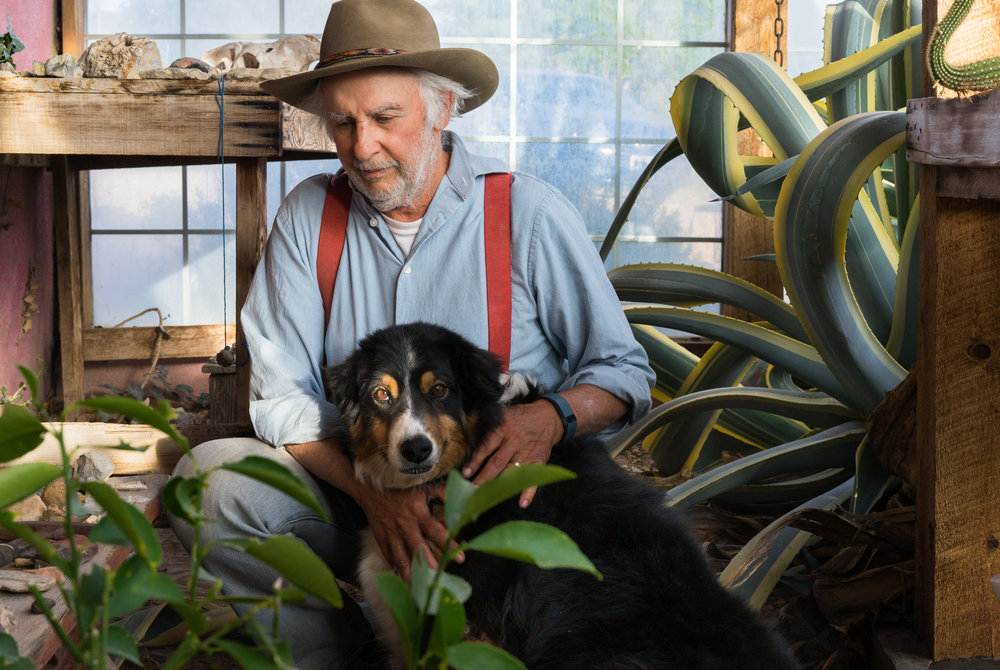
left=373, top=387, right=391, bottom=403
left=429, top=383, right=448, bottom=399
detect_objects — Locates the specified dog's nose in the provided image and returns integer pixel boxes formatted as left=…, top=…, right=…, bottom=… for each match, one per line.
left=401, top=435, right=433, bottom=464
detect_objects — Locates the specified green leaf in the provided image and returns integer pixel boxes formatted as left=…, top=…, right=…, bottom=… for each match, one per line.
left=465, top=521, right=601, bottom=579
left=0, top=632, right=33, bottom=670
left=448, top=641, right=527, bottom=670
left=213, top=639, right=277, bottom=670
left=108, top=554, right=185, bottom=618
left=429, top=589, right=466, bottom=652
left=220, top=535, right=342, bottom=608
left=220, top=456, right=328, bottom=522
left=0, top=403, right=46, bottom=464
left=443, top=469, right=477, bottom=531
left=0, top=462, right=61, bottom=509
left=105, top=625, right=141, bottom=665
left=83, top=480, right=162, bottom=565
left=159, top=475, right=204, bottom=526
left=73, top=396, right=187, bottom=449
left=664, top=421, right=867, bottom=509
left=375, top=573, right=418, bottom=666
left=15, top=366, right=38, bottom=404
left=411, top=552, right=472, bottom=613
left=458, top=465, right=575, bottom=532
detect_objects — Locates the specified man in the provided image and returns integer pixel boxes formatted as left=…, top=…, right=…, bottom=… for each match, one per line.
left=169, top=0, right=654, bottom=667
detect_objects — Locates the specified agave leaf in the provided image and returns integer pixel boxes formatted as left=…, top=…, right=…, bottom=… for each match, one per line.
left=627, top=324, right=697, bottom=398
left=886, top=195, right=919, bottom=368
left=665, top=421, right=866, bottom=510
left=600, top=138, right=684, bottom=259
left=713, top=468, right=852, bottom=508
left=609, top=264, right=807, bottom=342
left=719, top=478, right=855, bottom=609
left=852, top=435, right=898, bottom=514
left=774, top=111, right=908, bottom=414
left=623, top=306, right=853, bottom=407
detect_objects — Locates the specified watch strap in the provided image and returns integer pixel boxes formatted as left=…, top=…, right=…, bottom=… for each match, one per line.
left=540, top=392, right=577, bottom=446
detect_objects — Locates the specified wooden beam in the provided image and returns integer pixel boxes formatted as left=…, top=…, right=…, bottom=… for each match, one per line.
left=81, top=324, right=237, bottom=361
left=907, top=90, right=1000, bottom=167
left=52, top=158, right=85, bottom=414
left=58, top=0, right=85, bottom=59
left=234, top=158, right=268, bottom=424
left=0, top=79, right=280, bottom=157
left=722, top=0, right=787, bottom=320
left=4, top=422, right=255, bottom=474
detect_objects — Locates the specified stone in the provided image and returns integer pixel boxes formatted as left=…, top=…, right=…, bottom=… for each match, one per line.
left=31, top=59, right=46, bottom=76
left=140, top=67, right=211, bottom=80
left=0, top=602, right=14, bottom=634
left=169, top=56, right=218, bottom=75
left=201, top=34, right=319, bottom=73
left=45, top=53, right=83, bottom=78
left=224, top=66, right=299, bottom=81
left=73, top=450, right=115, bottom=482
left=0, top=62, right=13, bottom=73
left=8, top=494, right=45, bottom=522
left=80, top=32, right=162, bottom=79
left=0, top=568, right=57, bottom=593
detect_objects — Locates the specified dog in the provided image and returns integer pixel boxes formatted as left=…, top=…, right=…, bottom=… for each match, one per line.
left=323, top=322, right=800, bottom=669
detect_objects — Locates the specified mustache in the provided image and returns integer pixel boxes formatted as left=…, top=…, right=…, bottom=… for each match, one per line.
left=352, top=158, right=400, bottom=172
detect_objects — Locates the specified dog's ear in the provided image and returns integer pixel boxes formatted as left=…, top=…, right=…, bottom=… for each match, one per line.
left=322, top=358, right=360, bottom=417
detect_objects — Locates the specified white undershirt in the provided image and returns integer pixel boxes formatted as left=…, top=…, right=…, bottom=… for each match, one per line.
left=382, top=215, right=423, bottom=256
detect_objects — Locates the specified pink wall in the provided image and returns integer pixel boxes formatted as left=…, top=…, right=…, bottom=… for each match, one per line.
left=0, top=0, right=57, bottom=69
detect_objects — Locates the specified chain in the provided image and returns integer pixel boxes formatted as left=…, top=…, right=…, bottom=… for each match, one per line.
left=773, top=0, right=785, bottom=67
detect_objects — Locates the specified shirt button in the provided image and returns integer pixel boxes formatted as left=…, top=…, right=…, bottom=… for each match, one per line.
left=368, top=217, right=378, bottom=228
left=402, top=265, right=412, bottom=274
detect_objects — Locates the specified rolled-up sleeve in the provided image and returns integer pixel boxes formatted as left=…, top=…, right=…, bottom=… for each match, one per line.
left=523, top=177, right=655, bottom=430
left=242, top=176, right=339, bottom=447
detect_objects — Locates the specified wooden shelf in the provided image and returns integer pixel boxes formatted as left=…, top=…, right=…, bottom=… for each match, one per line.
left=0, top=76, right=337, bottom=423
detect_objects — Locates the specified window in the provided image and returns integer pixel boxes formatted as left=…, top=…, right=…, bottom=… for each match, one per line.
left=84, top=0, right=728, bottom=328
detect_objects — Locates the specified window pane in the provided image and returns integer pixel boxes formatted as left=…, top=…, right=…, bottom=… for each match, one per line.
left=447, top=43, right=510, bottom=138
left=188, top=232, right=236, bottom=325
left=517, top=142, right=616, bottom=237
left=90, top=167, right=183, bottom=230
left=187, top=164, right=235, bottom=231
left=283, top=0, right=333, bottom=35
left=518, top=0, right=615, bottom=41
left=423, top=0, right=510, bottom=38
left=612, top=241, right=721, bottom=269
left=624, top=0, right=726, bottom=42
left=619, top=145, right=721, bottom=240
left=185, top=0, right=280, bottom=35
left=516, top=45, right=617, bottom=139
left=91, top=234, right=184, bottom=327
left=86, top=0, right=180, bottom=35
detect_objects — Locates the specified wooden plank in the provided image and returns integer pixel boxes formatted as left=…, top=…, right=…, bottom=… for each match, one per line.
left=0, top=90, right=280, bottom=157
left=52, top=158, right=86, bottom=414
left=906, top=91, right=1000, bottom=167
left=937, top=166, right=1000, bottom=200
left=234, top=158, right=269, bottom=424
left=82, top=324, right=237, bottom=361
left=4, top=422, right=255, bottom=474
left=0, top=78, right=271, bottom=95
left=722, top=0, right=787, bottom=321
left=916, top=191, right=1000, bottom=660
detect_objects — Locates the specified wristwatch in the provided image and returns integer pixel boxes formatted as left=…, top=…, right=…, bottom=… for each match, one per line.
left=540, top=392, right=577, bottom=446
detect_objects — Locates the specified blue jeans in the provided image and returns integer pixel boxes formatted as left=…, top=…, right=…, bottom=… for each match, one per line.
left=168, top=438, right=375, bottom=669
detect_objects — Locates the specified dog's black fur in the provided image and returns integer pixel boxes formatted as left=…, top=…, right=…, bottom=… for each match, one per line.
left=324, top=322, right=799, bottom=670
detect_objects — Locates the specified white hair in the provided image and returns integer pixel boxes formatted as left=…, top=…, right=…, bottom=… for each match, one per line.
left=302, top=67, right=475, bottom=128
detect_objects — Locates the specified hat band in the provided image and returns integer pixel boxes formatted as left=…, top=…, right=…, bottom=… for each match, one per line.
left=315, top=47, right=409, bottom=70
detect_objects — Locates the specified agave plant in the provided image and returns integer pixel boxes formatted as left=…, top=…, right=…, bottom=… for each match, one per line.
left=602, top=0, right=922, bottom=608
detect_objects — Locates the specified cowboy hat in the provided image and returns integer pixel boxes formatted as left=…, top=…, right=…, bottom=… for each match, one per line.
left=260, top=0, right=498, bottom=113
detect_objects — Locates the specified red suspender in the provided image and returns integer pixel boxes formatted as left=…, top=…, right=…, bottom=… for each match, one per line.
left=317, top=172, right=512, bottom=368
left=483, top=172, right=512, bottom=371
left=317, top=173, right=352, bottom=327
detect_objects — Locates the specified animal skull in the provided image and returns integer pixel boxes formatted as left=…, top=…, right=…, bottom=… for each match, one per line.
left=200, top=34, right=320, bottom=72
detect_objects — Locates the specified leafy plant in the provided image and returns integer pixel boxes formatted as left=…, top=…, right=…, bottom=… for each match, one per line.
left=1, top=15, right=24, bottom=68
left=0, top=365, right=339, bottom=669
left=375, top=465, right=599, bottom=670
left=602, top=0, right=922, bottom=610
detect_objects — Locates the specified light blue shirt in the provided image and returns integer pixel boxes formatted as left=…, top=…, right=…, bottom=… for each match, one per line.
left=243, top=132, right=654, bottom=447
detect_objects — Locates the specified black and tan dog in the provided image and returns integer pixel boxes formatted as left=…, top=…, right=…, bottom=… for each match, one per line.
left=324, top=322, right=799, bottom=670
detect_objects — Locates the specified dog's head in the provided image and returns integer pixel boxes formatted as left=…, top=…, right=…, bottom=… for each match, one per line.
left=323, top=323, right=508, bottom=489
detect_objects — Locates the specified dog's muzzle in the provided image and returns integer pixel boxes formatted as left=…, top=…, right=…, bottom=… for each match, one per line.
left=399, top=435, right=434, bottom=474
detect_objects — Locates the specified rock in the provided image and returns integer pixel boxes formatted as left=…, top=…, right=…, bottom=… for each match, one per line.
left=140, top=66, right=211, bottom=80
left=40, top=479, right=67, bottom=509
left=201, top=35, right=319, bottom=73
left=45, top=53, right=83, bottom=78
left=169, top=56, right=218, bottom=75
left=8, top=494, right=45, bottom=522
left=73, top=450, right=115, bottom=482
left=32, top=59, right=46, bottom=76
left=0, top=568, right=57, bottom=593
left=224, top=66, right=299, bottom=81
left=0, top=601, right=14, bottom=634
left=80, top=32, right=162, bottom=79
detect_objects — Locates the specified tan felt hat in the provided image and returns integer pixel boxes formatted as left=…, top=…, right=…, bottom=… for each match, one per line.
left=260, top=0, right=499, bottom=113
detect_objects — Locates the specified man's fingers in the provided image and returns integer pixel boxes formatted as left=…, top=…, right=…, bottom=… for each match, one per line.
left=463, top=430, right=500, bottom=478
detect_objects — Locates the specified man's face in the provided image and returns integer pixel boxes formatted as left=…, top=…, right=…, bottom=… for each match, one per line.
left=321, top=69, right=443, bottom=219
